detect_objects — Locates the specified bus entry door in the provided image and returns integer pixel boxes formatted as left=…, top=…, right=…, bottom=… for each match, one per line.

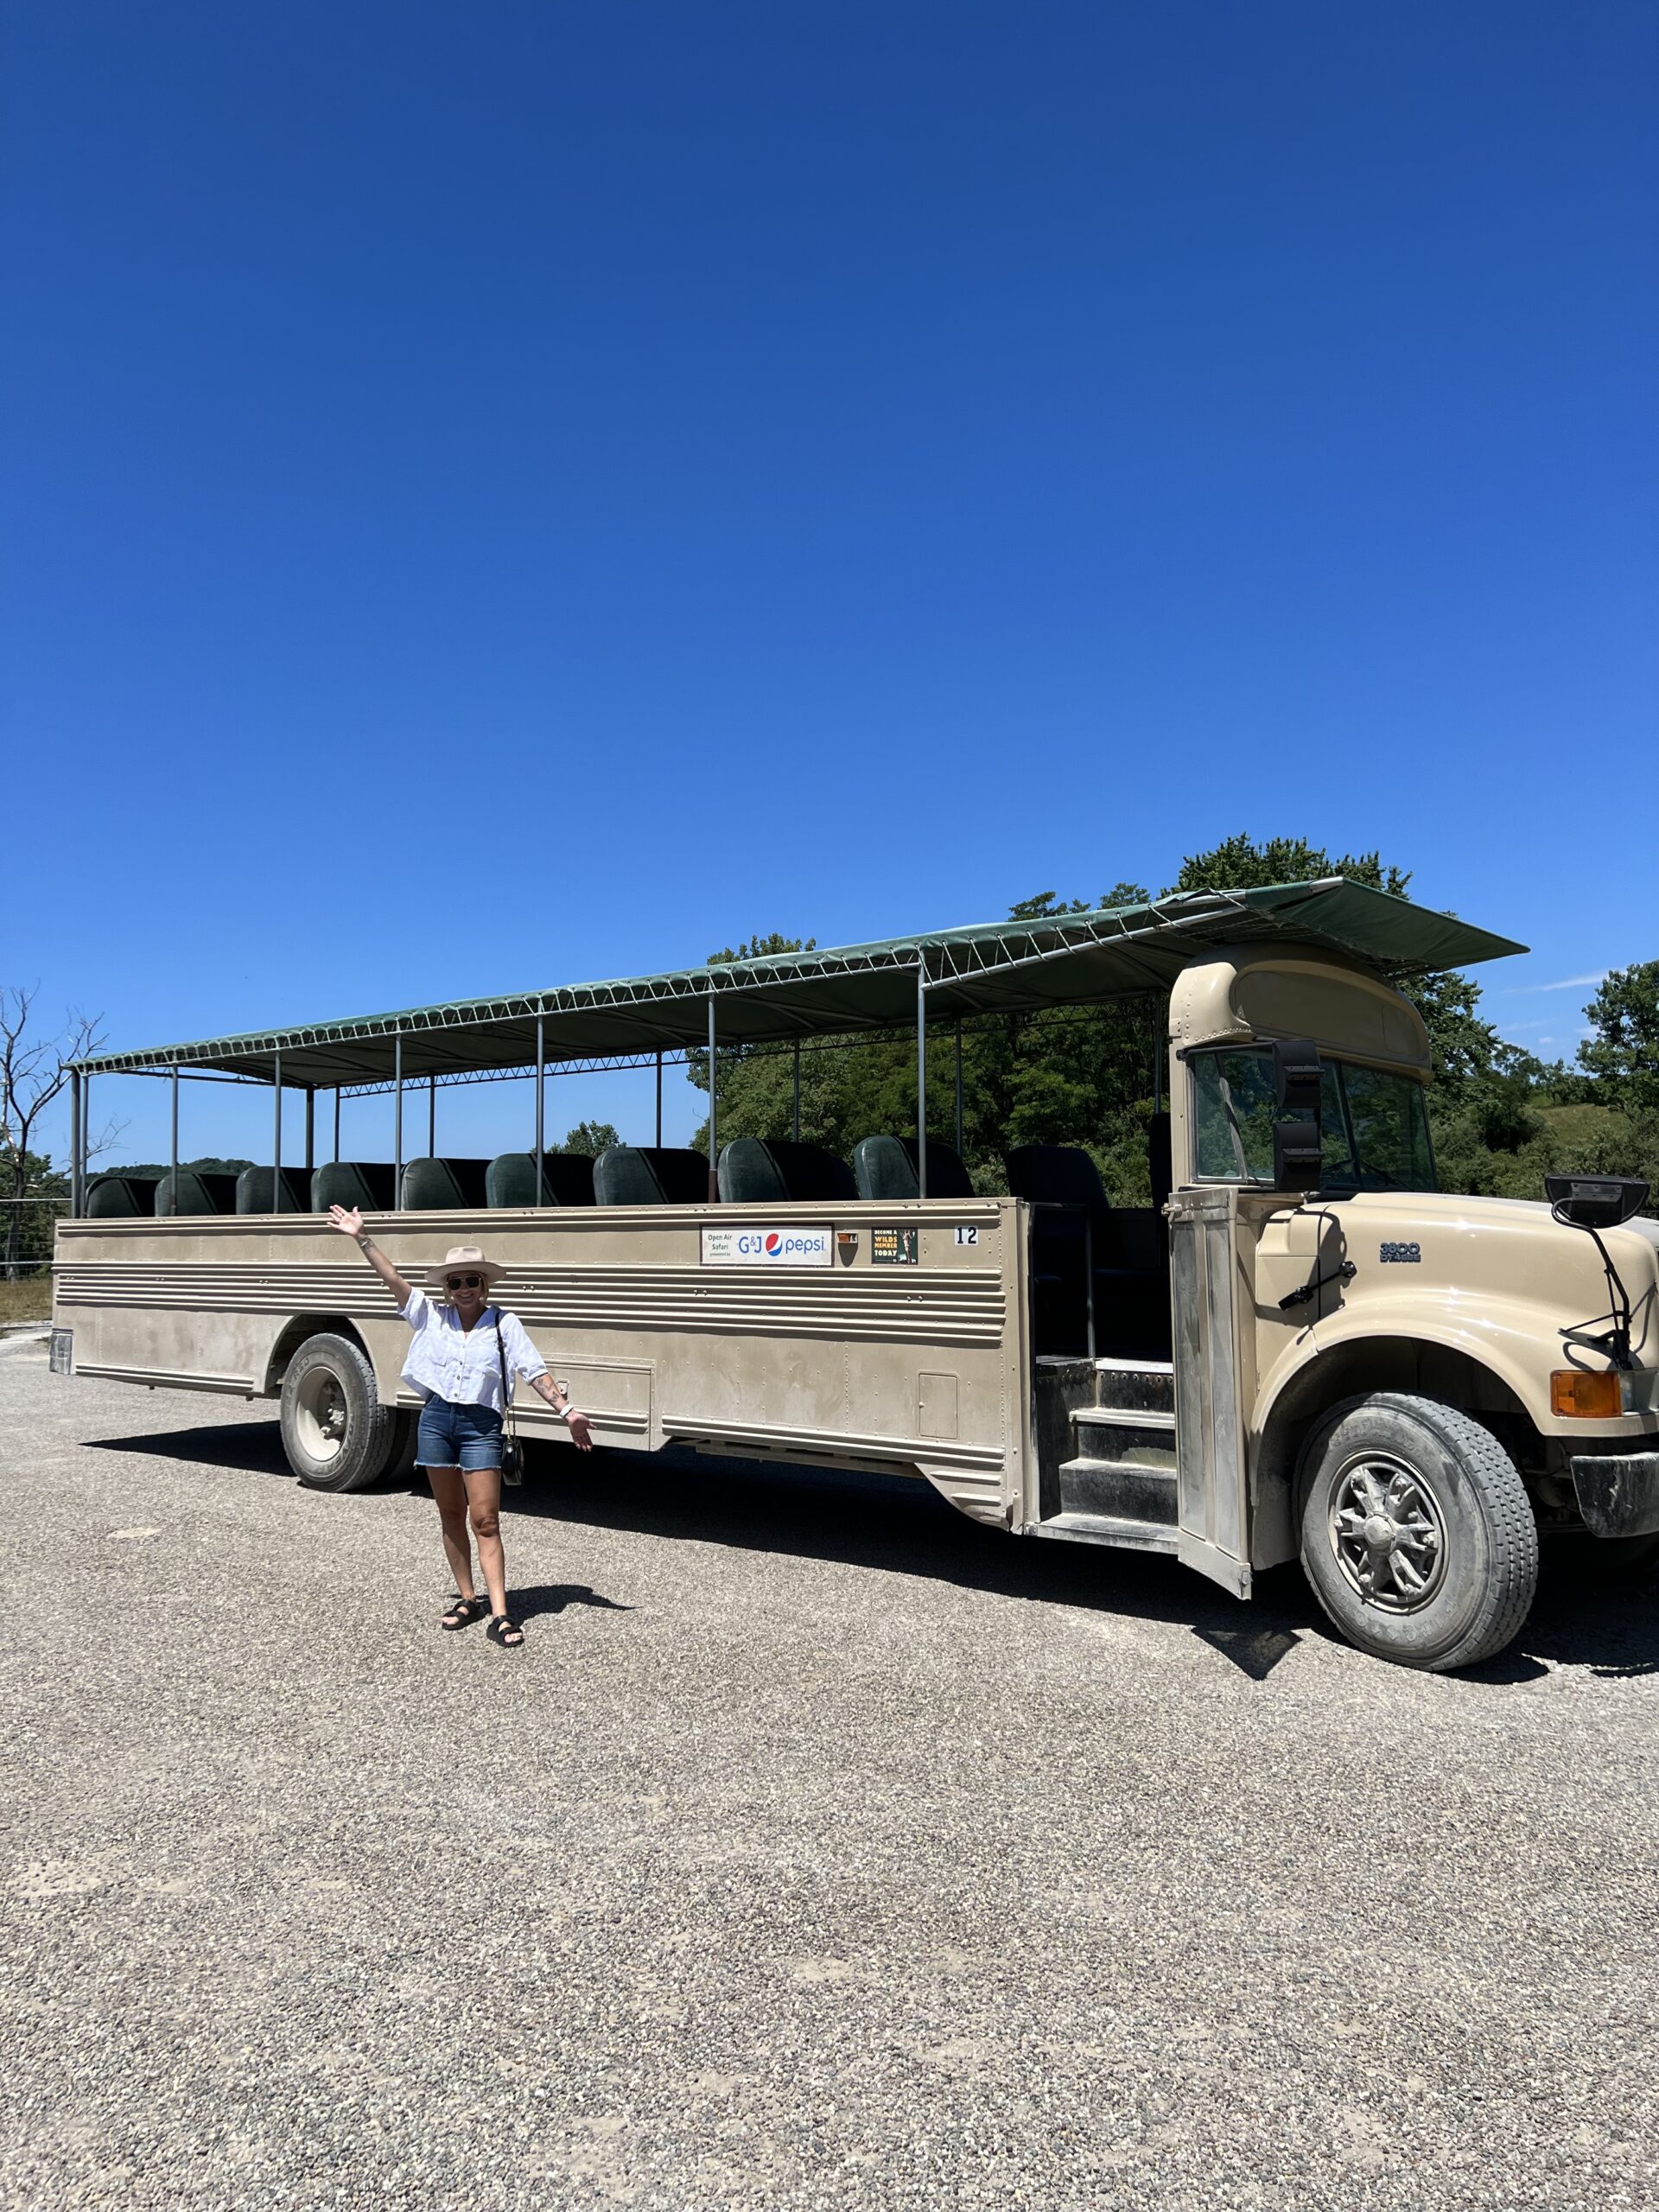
left=1167, top=1186, right=1254, bottom=1599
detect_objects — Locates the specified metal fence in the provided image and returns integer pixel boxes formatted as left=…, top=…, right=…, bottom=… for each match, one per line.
left=2, top=1192, right=71, bottom=1281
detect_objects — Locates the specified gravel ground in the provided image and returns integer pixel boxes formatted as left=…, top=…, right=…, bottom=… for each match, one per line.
left=2, top=1329, right=1656, bottom=2211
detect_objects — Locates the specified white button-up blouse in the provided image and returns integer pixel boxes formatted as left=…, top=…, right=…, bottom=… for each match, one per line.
left=398, top=1289, right=548, bottom=1411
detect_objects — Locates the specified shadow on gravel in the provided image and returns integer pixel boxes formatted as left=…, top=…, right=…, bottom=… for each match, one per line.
left=85, top=1421, right=293, bottom=1477
left=511, top=1581, right=637, bottom=1624
left=81, top=1424, right=1659, bottom=1681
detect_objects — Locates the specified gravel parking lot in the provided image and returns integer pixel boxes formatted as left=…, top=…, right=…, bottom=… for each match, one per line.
left=3, top=1329, right=1656, bottom=2211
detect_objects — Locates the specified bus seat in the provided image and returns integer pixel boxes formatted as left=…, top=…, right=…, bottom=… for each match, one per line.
left=717, top=1138, right=857, bottom=1204
left=310, top=1162, right=397, bottom=1213
left=85, top=1174, right=162, bottom=1218
left=155, top=1170, right=242, bottom=1216
left=593, top=1147, right=709, bottom=1206
left=486, top=1152, right=598, bottom=1207
left=852, top=1135, right=975, bottom=1201
left=400, top=1158, right=491, bottom=1211
left=1006, top=1145, right=1167, bottom=1358
left=235, top=1166, right=312, bottom=1214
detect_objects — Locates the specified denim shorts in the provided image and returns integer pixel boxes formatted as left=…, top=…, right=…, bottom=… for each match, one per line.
left=416, top=1396, right=504, bottom=1471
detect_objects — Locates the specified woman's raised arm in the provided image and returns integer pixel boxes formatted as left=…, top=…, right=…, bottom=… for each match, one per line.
left=327, top=1205, right=416, bottom=1310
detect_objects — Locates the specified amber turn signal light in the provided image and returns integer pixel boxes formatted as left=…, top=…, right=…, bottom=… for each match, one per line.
left=1550, top=1369, right=1622, bottom=1419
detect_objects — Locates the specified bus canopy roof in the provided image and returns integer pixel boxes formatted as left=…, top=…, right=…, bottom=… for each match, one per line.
left=77, top=877, right=1525, bottom=1090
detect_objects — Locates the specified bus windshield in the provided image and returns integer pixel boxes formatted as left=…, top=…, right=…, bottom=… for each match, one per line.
left=1192, top=1048, right=1435, bottom=1193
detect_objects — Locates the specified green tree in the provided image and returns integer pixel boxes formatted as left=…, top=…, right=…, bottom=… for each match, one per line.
left=561, top=1121, right=621, bottom=1157
left=1162, top=834, right=1410, bottom=899
left=1579, top=963, right=1659, bottom=1117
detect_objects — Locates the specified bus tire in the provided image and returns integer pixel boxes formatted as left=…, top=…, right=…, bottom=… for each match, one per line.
left=1298, top=1393, right=1538, bottom=1672
left=280, top=1332, right=397, bottom=1493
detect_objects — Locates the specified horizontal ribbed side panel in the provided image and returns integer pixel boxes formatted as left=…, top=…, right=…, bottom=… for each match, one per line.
left=54, top=1263, right=1006, bottom=1347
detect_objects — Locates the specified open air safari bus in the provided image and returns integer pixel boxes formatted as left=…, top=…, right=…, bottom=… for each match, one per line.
left=53, top=879, right=1659, bottom=1672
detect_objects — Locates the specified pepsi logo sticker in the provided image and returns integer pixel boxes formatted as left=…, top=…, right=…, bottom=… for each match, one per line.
left=701, top=1226, right=835, bottom=1268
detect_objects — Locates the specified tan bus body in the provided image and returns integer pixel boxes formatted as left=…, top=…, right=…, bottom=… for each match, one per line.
left=52, top=925, right=1659, bottom=1671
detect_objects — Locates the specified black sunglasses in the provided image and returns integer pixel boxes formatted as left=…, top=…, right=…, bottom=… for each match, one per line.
left=445, top=1274, right=484, bottom=1290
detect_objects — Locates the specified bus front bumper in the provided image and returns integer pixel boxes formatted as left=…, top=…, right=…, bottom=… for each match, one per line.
left=1571, top=1451, right=1659, bottom=1540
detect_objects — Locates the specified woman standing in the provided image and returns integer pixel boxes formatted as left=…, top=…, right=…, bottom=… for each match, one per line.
left=327, top=1206, right=594, bottom=1648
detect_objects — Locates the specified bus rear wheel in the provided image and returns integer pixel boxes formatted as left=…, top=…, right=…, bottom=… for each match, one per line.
left=280, top=1332, right=398, bottom=1493
left=1299, top=1393, right=1539, bottom=1672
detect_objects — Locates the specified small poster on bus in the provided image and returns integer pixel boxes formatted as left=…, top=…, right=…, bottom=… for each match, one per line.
left=871, top=1226, right=919, bottom=1265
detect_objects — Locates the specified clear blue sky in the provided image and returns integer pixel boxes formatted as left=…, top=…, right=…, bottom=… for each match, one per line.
left=4, top=2, right=1654, bottom=1166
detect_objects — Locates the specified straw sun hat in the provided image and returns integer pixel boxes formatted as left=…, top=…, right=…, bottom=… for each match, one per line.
left=425, top=1244, right=508, bottom=1290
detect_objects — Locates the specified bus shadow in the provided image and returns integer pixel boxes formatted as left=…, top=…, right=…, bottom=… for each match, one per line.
left=81, top=1425, right=1659, bottom=1681
left=85, top=1421, right=294, bottom=1478
left=518, top=1443, right=1326, bottom=1664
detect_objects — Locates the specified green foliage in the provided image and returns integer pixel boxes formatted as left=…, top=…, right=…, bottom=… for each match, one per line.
left=560, top=1121, right=621, bottom=1157
left=1161, top=834, right=1411, bottom=899
left=684, top=832, right=1657, bottom=1213
left=0, top=1147, right=67, bottom=1270
left=1580, top=963, right=1659, bottom=1118
left=708, top=931, right=817, bottom=964
left=112, top=1158, right=254, bottom=1179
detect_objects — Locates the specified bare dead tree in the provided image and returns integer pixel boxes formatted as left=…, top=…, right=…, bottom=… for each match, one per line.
left=0, top=987, right=121, bottom=1280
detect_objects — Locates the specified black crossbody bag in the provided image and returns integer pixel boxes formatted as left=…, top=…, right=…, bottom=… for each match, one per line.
left=493, top=1308, right=523, bottom=1486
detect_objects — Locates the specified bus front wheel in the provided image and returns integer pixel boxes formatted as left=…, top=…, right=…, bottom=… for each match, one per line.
left=1298, top=1393, right=1539, bottom=1672
left=280, top=1332, right=398, bottom=1493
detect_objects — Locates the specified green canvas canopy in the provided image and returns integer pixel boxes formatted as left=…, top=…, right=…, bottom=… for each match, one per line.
left=75, top=878, right=1525, bottom=1090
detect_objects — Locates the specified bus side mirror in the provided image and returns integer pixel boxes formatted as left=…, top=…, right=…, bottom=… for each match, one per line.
left=1272, top=1039, right=1324, bottom=1192
left=1545, top=1173, right=1649, bottom=1230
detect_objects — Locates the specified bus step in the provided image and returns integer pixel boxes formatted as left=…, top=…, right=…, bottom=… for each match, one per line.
left=1093, top=1359, right=1175, bottom=1415
left=1071, top=1406, right=1177, bottom=1469
left=1033, top=1510, right=1178, bottom=1554
left=1058, top=1455, right=1178, bottom=1524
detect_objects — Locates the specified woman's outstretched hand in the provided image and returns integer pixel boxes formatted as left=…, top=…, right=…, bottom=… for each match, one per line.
left=327, top=1205, right=365, bottom=1239
left=567, top=1409, right=595, bottom=1452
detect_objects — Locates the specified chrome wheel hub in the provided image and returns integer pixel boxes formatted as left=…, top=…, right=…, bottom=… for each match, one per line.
left=1330, top=1455, right=1447, bottom=1613
left=295, top=1369, right=347, bottom=1462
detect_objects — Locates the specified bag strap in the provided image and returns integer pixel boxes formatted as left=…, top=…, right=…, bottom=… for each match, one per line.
left=492, top=1308, right=515, bottom=1424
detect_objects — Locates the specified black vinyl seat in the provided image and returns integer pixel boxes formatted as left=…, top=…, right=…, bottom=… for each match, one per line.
left=154, top=1170, right=241, bottom=1216
left=851, top=1135, right=975, bottom=1201
left=593, top=1147, right=709, bottom=1206
left=717, top=1138, right=857, bottom=1204
left=1005, top=1144, right=1168, bottom=1358
left=311, top=1162, right=397, bottom=1213
left=235, top=1166, right=312, bottom=1214
left=400, top=1158, right=492, bottom=1211
left=486, top=1153, right=598, bottom=1208
left=85, top=1174, right=162, bottom=1218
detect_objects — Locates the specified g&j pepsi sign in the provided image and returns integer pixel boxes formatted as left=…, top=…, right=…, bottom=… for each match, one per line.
left=700, top=1226, right=835, bottom=1268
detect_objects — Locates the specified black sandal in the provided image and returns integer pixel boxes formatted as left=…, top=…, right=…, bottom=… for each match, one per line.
left=441, top=1595, right=489, bottom=1632
left=487, top=1614, right=524, bottom=1649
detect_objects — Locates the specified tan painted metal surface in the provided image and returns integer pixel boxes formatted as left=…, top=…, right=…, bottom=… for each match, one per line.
left=54, top=1198, right=1034, bottom=1529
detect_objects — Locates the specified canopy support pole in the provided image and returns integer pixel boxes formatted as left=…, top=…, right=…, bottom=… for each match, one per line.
left=535, top=1016, right=545, bottom=1180
left=272, top=1052, right=283, bottom=1211
left=1153, top=999, right=1162, bottom=1114
left=393, top=1033, right=403, bottom=1204
left=916, top=963, right=927, bottom=1199
left=707, top=995, right=718, bottom=1201
left=792, top=1039, right=800, bottom=1144
left=954, top=1018, right=963, bottom=1156
left=304, top=1090, right=315, bottom=1174
left=168, top=1071, right=179, bottom=1217
left=654, top=1052, right=663, bottom=1147
left=81, top=1075, right=91, bottom=1213
left=69, top=1070, right=82, bottom=1217
left=428, top=1075, right=436, bottom=1158
left=332, top=1090, right=340, bottom=1164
